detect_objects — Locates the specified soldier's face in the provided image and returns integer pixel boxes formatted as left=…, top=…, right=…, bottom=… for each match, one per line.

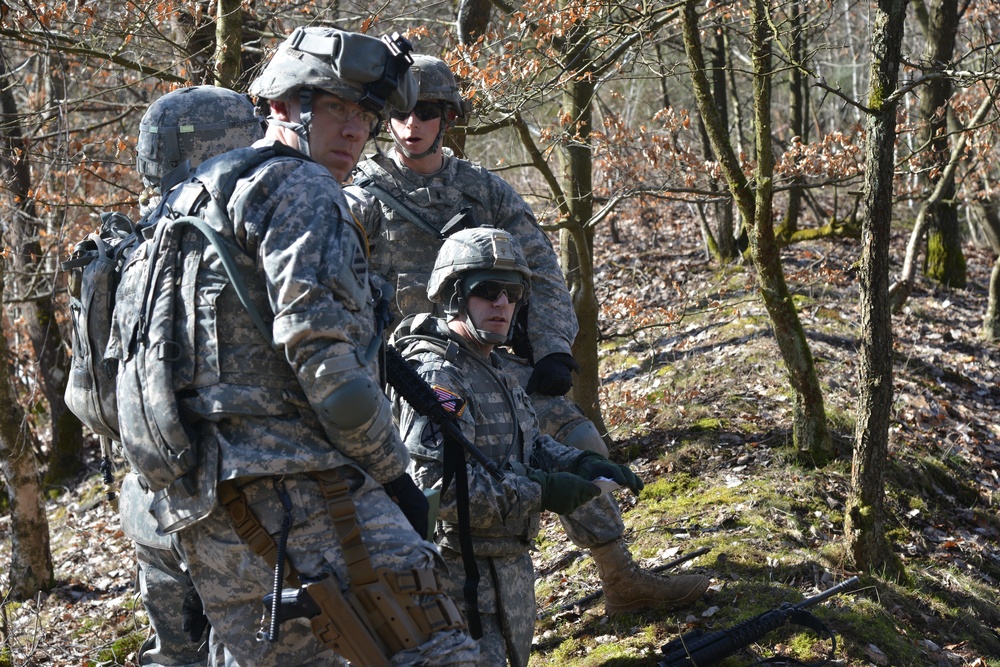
left=465, top=291, right=516, bottom=341
left=389, top=103, right=443, bottom=157
left=279, top=93, right=372, bottom=181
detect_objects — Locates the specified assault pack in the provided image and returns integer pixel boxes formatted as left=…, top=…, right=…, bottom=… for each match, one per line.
left=64, top=146, right=288, bottom=512
left=112, top=146, right=284, bottom=501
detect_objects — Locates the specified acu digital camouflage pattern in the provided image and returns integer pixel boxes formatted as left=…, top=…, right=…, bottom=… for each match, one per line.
left=410, top=54, right=466, bottom=119
left=347, top=149, right=577, bottom=363
left=114, top=143, right=478, bottom=665
left=348, top=149, right=626, bottom=549
left=176, top=466, right=477, bottom=667
left=425, top=226, right=531, bottom=305
left=391, top=316, right=586, bottom=667
left=136, top=85, right=262, bottom=185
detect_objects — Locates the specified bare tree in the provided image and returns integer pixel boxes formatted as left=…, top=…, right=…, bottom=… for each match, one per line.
left=682, top=0, right=833, bottom=460
left=845, top=0, right=908, bottom=578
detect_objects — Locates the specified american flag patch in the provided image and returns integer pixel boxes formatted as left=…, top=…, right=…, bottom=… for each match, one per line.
left=432, top=385, right=466, bottom=417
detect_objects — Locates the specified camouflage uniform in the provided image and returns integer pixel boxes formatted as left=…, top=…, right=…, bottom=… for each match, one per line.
left=113, top=30, right=478, bottom=667
left=392, top=315, right=587, bottom=667
left=120, top=85, right=264, bottom=667
left=347, top=55, right=710, bottom=616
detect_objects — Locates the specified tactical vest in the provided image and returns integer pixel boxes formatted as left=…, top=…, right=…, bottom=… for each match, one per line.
left=353, top=157, right=495, bottom=324
left=394, top=320, right=540, bottom=556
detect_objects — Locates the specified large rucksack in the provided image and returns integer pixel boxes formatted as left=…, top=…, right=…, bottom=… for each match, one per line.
left=62, top=211, right=139, bottom=440
left=111, top=146, right=284, bottom=498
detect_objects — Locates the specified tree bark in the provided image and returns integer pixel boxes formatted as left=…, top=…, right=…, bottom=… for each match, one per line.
left=779, top=0, right=808, bottom=237
left=0, top=247, right=54, bottom=599
left=919, top=0, right=965, bottom=288
left=845, top=0, right=908, bottom=578
left=684, top=0, right=832, bottom=460
left=214, top=0, right=243, bottom=89
left=557, top=10, right=610, bottom=443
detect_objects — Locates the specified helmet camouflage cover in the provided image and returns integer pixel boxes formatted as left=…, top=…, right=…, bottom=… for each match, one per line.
left=248, top=26, right=416, bottom=117
left=411, top=54, right=466, bottom=120
left=427, top=227, right=532, bottom=305
left=136, top=85, right=263, bottom=186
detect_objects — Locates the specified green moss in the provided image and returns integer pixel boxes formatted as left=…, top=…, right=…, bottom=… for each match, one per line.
left=92, top=631, right=145, bottom=665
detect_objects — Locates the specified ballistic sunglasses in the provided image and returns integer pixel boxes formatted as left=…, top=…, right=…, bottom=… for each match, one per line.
left=390, top=101, right=445, bottom=122
left=468, top=280, right=526, bottom=303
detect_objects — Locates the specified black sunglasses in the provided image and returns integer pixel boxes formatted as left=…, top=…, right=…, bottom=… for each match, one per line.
left=468, top=280, right=525, bottom=303
left=390, top=101, right=445, bottom=122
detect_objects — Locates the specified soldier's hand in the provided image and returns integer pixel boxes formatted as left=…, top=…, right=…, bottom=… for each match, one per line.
left=526, top=469, right=600, bottom=515
left=526, top=353, right=580, bottom=396
left=181, top=586, right=210, bottom=643
left=573, top=451, right=644, bottom=495
left=383, top=473, right=430, bottom=539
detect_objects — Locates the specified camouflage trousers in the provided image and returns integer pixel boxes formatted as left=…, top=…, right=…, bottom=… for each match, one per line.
left=176, top=466, right=479, bottom=667
left=498, top=352, right=625, bottom=548
left=440, top=550, right=535, bottom=667
left=120, top=472, right=209, bottom=667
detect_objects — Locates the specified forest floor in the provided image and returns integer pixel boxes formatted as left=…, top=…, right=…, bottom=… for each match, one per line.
left=1, top=205, right=999, bottom=666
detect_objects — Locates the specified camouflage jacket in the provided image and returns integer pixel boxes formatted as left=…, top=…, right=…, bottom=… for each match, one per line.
left=114, top=140, right=409, bottom=484
left=346, top=149, right=577, bottom=362
left=391, top=315, right=582, bottom=557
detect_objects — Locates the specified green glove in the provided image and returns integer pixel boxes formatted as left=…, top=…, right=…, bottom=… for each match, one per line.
left=526, top=470, right=601, bottom=515
left=572, top=451, right=644, bottom=494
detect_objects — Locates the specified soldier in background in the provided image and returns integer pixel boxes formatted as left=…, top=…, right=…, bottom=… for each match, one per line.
left=113, top=29, right=478, bottom=666
left=348, top=54, right=709, bottom=615
left=392, top=227, right=661, bottom=665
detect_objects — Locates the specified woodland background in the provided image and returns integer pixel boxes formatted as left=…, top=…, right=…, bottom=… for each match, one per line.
left=0, top=0, right=998, bottom=665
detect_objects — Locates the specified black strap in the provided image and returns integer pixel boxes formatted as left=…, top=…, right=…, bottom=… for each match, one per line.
left=441, top=435, right=482, bottom=639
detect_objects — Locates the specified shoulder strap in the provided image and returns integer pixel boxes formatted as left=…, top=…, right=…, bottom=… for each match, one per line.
left=362, top=182, right=445, bottom=240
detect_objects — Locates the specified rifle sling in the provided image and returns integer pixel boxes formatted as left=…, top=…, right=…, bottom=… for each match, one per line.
left=752, top=609, right=837, bottom=667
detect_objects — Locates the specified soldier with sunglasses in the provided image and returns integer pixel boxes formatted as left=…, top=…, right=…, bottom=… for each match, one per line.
left=390, top=227, right=650, bottom=667
left=348, top=54, right=709, bottom=616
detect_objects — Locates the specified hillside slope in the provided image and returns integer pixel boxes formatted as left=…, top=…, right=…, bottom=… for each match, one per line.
left=1, top=211, right=998, bottom=666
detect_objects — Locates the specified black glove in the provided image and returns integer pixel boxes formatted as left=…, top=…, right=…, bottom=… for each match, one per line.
left=525, top=469, right=600, bottom=515
left=525, top=353, right=581, bottom=396
left=384, top=473, right=430, bottom=539
left=181, top=585, right=209, bottom=643
left=573, top=451, right=644, bottom=495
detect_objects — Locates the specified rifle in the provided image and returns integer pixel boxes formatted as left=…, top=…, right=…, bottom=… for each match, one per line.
left=383, top=343, right=505, bottom=482
left=659, top=576, right=859, bottom=667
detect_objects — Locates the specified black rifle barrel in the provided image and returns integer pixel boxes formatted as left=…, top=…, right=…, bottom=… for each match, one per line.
left=384, top=344, right=505, bottom=481
left=659, top=576, right=859, bottom=667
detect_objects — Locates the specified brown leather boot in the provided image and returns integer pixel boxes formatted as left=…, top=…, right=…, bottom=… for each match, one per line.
left=592, top=540, right=709, bottom=615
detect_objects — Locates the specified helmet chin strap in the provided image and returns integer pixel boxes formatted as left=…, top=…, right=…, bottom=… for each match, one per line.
left=269, top=88, right=315, bottom=157
left=389, top=118, right=445, bottom=160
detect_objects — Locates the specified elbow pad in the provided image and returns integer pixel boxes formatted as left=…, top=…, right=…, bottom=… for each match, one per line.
left=318, top=377, right=394, bottom=442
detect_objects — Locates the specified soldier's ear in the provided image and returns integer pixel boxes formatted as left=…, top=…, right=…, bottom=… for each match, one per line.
left=270, top=99, right=293, bottom=122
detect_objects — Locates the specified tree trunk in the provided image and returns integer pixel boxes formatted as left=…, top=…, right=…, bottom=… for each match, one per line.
left=558, top=13, right=610, bottom=442
left=919, top=0, right=965, bottom=288
left=779, top=0, right=807, bottom=237
left=0, top=256, right=54, bottom=599
left=684, top=0, right=832, bottom=460
left=0, top=49, right=83, bottom=484
left=975, top=200, right=1000, bottom=339
left=845, top=0, right=908, bottom=578
left=214, top=0, right=243, bottom=89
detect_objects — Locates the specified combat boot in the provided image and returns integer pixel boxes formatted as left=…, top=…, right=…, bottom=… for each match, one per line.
left=591, top=539, right=709, bottom=615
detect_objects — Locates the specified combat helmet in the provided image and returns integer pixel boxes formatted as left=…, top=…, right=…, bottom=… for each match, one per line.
left=428, top=227, right=531, bottom=345
left=390, top=54, right=468, bottom=160
left=248, top=27, right=416, bottom=156
left=136, top=85, right=263, bottom=190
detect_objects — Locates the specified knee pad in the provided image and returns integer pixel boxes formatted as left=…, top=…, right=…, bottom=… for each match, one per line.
left=555, top=419, right=607, bottom=457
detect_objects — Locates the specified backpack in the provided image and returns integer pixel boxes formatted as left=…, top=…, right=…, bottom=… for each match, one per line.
left=62, top=211, right=139, bottom=440
left=112, top=146, right=282, bottom=497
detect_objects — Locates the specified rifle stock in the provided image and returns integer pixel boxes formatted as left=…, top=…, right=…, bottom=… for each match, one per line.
left=384, top=344, right=505, bottom=481
left=659, top=576, right=859, bottom=667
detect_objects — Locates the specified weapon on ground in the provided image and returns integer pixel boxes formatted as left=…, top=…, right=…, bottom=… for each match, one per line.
left=659, top=575, right=860, bottom=667
left=383, top=343, right=504, bottom=482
